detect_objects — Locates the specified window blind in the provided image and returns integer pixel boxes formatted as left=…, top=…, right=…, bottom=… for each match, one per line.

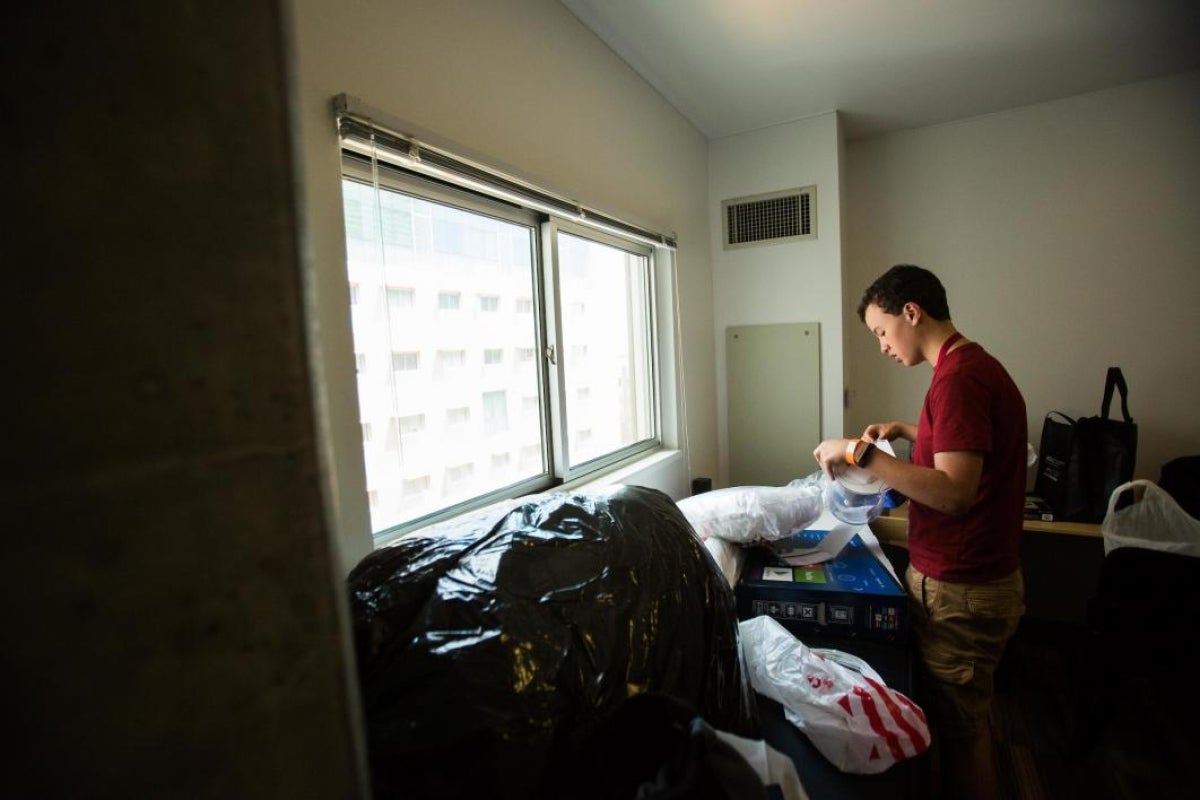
left=333, top=94, right=677, bottom=250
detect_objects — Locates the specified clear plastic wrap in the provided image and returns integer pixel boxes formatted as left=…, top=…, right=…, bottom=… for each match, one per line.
left=347, top=485, right=760, bottom=799
left=676, top=483, right=823, bottom=545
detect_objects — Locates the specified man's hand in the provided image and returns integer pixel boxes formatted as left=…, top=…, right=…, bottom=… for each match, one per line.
left=862, top=420, right=917, bottom=443
left=812, top=438, right=857, bottom=480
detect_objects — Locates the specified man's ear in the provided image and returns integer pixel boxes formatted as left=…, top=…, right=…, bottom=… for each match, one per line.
left=904, top=302, right=921, bottom=324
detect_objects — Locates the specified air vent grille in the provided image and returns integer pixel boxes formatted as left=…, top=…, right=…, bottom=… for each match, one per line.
left=722, top=186, right=816, bottom=249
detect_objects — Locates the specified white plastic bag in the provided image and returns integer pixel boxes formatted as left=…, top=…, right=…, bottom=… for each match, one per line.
left=676, top=484, right=823, bottom=544
left=714, top=728, right=809, bottom=800
left=1102, top=479, right=1200, bottom=557
left=738, top=616, right=929, bottom=775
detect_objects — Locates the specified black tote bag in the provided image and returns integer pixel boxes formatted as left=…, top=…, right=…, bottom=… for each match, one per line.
left=1035, top=367, right=1138, bottom=523
left=1034, top=410, right=1086, bottom=521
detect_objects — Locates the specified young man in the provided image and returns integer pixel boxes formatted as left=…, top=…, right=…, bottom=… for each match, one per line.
left=813, top=264, right=1026, bottom=800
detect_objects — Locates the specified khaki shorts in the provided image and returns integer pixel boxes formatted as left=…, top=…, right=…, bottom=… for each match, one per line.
left=905, top=564, right=1025, bottom=739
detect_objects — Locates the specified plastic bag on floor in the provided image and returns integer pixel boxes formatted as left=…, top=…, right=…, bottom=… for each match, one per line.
left=739, top=616, right=929, bottom=775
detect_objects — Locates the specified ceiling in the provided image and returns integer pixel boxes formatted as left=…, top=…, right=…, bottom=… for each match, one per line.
left=561, top=0, right=1200, bottom=140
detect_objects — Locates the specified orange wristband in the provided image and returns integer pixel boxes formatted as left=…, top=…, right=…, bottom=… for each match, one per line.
left=845, top=440, right=860, bottom=466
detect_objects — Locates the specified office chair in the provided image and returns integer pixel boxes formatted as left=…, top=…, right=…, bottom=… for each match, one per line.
left=1073, top=458, right=1200, bottom=755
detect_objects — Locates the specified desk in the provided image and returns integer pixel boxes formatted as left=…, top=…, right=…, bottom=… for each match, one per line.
left=871, top=506, right=1102, bottom=543
left=869, top=506, right=1105, bottom=625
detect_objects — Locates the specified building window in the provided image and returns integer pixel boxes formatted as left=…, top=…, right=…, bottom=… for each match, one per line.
left=387, top=286, right=414, bottom=309
left=341, top=160, right=660, bottom=538
left=483, top=390, right=508, bottom=436
left=384, top=414, right=426, bottom=453
left=392, top=351, right=420, bottom=371
left=380, top=201, right=413, bottom=247
left=402, top=476, right=430, bottom=495
left=398, top=414, right=425, bottom=434
left=432, top=207, right=465, bottom=255
left=435, top=349, right=467, bottom=376
left=345, top=200, right=366, bottom=242
left=444, top=462, right=474, bottom=485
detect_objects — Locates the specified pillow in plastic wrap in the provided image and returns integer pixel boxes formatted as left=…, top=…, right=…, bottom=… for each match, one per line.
left=347, top=484, right=760, bottom=799
left=676, top=482, right=822, bottom=545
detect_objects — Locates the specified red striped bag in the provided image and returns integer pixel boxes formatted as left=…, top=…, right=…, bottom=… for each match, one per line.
left=739, top=615, right=929, bottom=774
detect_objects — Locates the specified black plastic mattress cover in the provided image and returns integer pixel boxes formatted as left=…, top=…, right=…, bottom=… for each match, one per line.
left=347, top=484, right=760, bottom=799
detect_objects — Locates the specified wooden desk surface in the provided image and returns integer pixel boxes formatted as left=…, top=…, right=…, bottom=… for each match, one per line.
left=871, top=505, right=1102, bottom=544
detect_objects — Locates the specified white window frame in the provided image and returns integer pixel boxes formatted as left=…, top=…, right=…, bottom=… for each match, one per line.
left=541, top=218, right=660, bottom=483
left=341, top=152, right=670, bottom=541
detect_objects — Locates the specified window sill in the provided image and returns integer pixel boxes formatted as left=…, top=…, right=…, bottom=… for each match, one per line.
left=566, top=448, right=689, bottom=500
left=372, top=449, right=691, bottom=550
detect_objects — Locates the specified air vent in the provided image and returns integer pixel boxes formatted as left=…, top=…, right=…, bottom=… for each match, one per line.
left=722, top=186, right=816, bottom=249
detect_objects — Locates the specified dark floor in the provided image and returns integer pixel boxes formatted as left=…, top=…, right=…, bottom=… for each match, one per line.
left=989, top=618, right=1199, bottom=800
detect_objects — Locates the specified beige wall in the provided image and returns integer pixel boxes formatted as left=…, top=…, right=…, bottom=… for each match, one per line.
left=289, top=0, right=1198, bottom=572
left=708, top=113, right=846, bottom=485
left=289, top=0, right=715, bottom=570
left=844, top=71, right=1200, bottom=485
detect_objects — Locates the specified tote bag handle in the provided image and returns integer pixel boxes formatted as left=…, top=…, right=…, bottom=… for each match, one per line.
left=1100, top=367, right=1133, bottom=423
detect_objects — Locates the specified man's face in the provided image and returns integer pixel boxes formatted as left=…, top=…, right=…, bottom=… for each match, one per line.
left=863, top=302, right=916, bottom=366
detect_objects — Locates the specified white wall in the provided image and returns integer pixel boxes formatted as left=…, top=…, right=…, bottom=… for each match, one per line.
left=709, top=112, right=846, bottom=486
left=288, top=0, right=715, bottom=571
left=288, top=0, right=1199, bottom=572
left=844, top=71, right=1200, bottom=484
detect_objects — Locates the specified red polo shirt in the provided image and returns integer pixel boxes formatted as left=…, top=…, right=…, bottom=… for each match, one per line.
left=908, top=339, right=1027, bottom=582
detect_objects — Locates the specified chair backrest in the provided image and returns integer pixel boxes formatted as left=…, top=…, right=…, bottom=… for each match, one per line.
left=1160, top=455, right=1200, bottom=520
left=1089, top=545, right=1200, bottom=637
